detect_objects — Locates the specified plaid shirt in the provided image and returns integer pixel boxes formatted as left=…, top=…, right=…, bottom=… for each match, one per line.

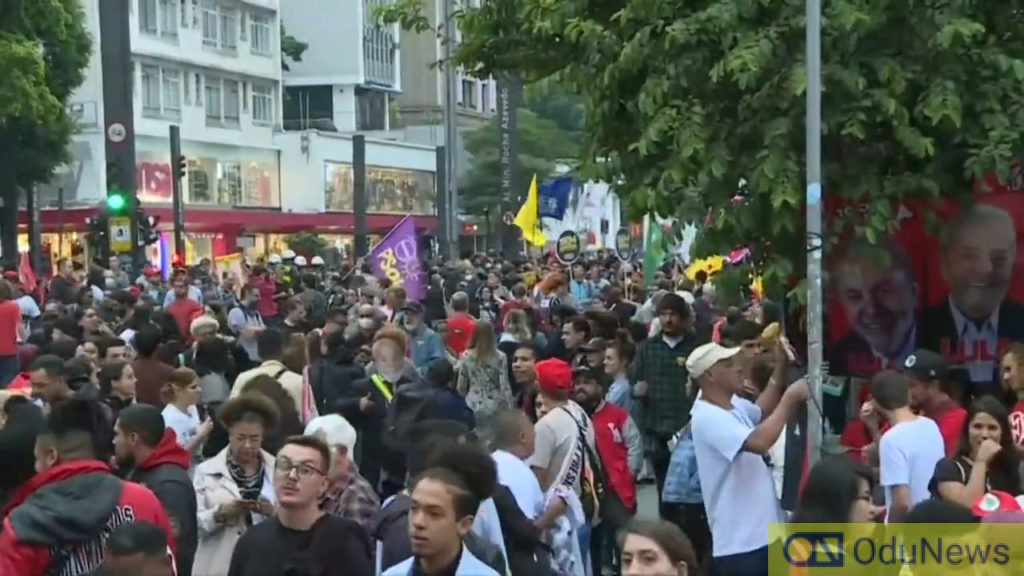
left=320, top=463, right=381, bottom=531
left=631, top=332, right=698, bottom=437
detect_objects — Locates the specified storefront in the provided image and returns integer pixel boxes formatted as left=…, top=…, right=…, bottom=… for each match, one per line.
left=19, top=133, right=440, bottom=263
left=135, top=136, right=281, bottom=208
left=324, top=161, right=436, bottom=215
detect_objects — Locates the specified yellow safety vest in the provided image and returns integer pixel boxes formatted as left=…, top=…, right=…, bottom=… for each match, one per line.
left=370, top=373, right=394, bottom=403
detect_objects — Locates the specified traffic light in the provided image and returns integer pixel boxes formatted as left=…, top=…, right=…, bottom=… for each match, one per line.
left=177, top=155, right=187, bottom=180
left=106, top=191, right=128, bottom=213
left=171, top=252, right=184, bottom=268
left=138, top=209, right=160, bottom=245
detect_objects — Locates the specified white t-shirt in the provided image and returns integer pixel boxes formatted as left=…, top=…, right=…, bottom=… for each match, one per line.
left=492, top=450, right=544, bottom=518
left=161, top=404, right=200, bottom=449
left=691, top=396, right=785, bottom=557
left=879, top=416, right=945, bottom=516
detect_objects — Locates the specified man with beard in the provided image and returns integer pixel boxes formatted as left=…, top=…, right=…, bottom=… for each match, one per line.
left=922, top=203, right=1024, bottom=397
left=828, top=239, right=918, bottom=377
left=0, top=399, right=174, bottom=575
left=113, top=405, right=197, bottom=576
left=572, top=365, right=643, bottom=575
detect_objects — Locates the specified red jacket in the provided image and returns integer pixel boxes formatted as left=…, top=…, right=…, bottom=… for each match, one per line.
left=590, top=402, right=639, bottom=512
left=0, top=460, right=176, bottom=576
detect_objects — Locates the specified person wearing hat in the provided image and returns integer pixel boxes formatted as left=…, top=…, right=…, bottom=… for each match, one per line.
left=529, top=358, right=597, bottom=493
left=688, top=342, right=807, bottom=574
left=902, top=348, right=967, bottom=457
left=572, top=365, right=642, bottom=573
left=631, top=292, right=698, bottom=500
left=529, top=358, right=599, bottom=568
left=399, top=301, right=445, bottom=373
left=578, top=337, right=608, bottom=370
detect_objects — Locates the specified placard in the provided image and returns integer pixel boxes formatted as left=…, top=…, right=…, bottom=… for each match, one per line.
left=555, top=230, right=581, bottom=264
left=614, top=227, right=632, bottom=261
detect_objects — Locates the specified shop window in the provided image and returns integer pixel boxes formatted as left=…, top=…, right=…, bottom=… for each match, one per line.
left=324, top=161, right=354, bottom=211
left=367, top=166, right=436, bottom=214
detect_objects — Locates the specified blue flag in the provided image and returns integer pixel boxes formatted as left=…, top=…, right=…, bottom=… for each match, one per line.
left=538, top=177, right=573, bottom=220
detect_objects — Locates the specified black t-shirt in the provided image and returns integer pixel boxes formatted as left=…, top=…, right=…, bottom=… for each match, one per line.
left=929, top=455, right=1016, bottom=497
left=227, top=514, right=373, bottom=576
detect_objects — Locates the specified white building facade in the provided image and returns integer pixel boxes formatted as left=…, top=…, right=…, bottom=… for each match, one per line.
left=33, top=0, right=437, bottom=261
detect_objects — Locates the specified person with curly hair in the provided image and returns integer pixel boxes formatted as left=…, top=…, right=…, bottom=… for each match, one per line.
left=193, top=394, right=279, bottom=575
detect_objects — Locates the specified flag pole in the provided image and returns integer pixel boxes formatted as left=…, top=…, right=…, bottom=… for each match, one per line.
left=805, top=0, right=825, bottom=467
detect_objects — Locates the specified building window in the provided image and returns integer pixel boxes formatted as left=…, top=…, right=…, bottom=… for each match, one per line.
left=204, top=76, right=222, bottom=120
left=204, top=76, right=241, bottom=125
left=460, top=79, right=476, bottom=109
left=249, top=13, right=272, bottom=55
left=139, top=0, right=179, bottom=37
left=141, top=64, right=181, bottom=119
left=217, top=162, right=243, bottom=205
left=252, top=84, right=274, bottom=123
left=481, top=81, right=491, bottom=112
left=223, top=79, right=240, bottom=121
left=367, top=166, right=436, bottom=214
left=200, top=0, right=237, bottom=51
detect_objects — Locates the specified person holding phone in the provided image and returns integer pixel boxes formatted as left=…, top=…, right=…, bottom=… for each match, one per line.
left=193, top=394, right=279, bottom=575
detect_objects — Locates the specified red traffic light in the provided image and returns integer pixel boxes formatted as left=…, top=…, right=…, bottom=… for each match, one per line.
left=171, top=253, right=184, bottom=267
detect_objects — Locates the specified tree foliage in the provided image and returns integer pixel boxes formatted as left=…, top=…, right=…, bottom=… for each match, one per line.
left=459, top=82, right=582, bottom=216
left=280, top=24, right=308, bottom=72
left=378, top=0, right=1024, bottom=298
left=285, top=232, right=328, bottom=258
left=0, top=0, right=92, bottom=262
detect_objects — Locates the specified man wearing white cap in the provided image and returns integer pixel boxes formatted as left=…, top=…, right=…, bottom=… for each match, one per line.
left=687, top=342, right=807, bottom=576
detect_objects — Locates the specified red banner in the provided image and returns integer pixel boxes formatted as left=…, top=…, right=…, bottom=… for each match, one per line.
left=827, top=189, right=1024, bottom=395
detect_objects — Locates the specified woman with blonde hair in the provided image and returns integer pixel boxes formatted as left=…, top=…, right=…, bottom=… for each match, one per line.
left=161, top=367, right=213, bottom=456
left=456, top=320, right=513, bottom=444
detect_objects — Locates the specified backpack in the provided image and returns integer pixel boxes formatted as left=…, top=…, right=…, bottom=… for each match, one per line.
left=662, top=424, right=703, bottom=504
left=379, top=378, right=441, bottom=475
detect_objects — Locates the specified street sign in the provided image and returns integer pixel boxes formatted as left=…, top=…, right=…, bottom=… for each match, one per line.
left=109, top=216, right=132, bottom=252
left=106, top=122, right=127, bottom=143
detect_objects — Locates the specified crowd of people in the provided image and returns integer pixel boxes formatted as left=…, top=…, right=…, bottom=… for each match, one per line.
left=2, top=246, right=1015, bottom=576
left=0, top=250, right=715, bottom=576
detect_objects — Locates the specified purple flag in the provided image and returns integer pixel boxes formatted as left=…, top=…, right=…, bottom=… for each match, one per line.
left=368, top=216, right=425, bottom=301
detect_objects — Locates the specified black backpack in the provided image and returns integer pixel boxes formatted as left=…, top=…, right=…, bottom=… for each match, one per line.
left=379, top=380, right=442, bottom=475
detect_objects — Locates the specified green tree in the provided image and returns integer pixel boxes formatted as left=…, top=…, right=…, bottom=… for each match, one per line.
left=285, top=232, right=328, bottom=258
left=379, top=0, right=1024, bottom=300
left=0, top=0, right=91, bottom=264
left=280, top=24, right=308, bottom=71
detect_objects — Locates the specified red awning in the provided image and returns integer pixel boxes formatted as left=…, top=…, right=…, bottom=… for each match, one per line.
left=21, top=207, right=438, bottom=234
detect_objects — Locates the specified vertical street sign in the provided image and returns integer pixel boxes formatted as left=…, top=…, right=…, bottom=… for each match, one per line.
left=497, top=77, right=522, bottom=258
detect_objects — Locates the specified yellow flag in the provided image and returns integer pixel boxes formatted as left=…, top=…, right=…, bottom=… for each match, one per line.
left=514, top=174, right=547, bottom=248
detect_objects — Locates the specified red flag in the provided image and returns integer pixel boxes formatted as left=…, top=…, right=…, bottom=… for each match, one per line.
left=18, top=252, right=37, bottom=293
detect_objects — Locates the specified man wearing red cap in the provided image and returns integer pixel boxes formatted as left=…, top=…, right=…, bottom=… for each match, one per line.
left=528, top=358, right=599, bottom=568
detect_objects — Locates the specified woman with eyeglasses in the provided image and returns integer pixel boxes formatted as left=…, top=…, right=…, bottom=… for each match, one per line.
left=193, top=394, right=280, bottom=575
left=227, top=434, right=373, bottom=576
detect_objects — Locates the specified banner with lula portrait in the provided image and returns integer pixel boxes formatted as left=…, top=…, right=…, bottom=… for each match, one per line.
left=368, top=216, right=426, bottom=301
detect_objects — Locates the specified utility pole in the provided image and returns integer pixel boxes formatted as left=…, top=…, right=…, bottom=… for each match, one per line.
left=805, top=0, right=824, bottom=468
left=99, top=0, right=140, bottom=271
left=169, top=125, right=186, bottom=258
left=442, top=0, right=459, bottom=259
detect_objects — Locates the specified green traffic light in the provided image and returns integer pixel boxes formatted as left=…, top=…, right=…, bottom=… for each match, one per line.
left=107, top=192, right=127, bottom=212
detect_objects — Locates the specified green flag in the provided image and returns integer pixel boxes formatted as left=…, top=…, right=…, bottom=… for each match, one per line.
left=643, top=221, right=667, bottom=288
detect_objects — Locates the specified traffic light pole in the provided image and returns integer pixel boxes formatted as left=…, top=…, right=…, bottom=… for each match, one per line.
left=169, top=125, right=186, bottom=259
left=99, top=0, right=141, bottom=271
